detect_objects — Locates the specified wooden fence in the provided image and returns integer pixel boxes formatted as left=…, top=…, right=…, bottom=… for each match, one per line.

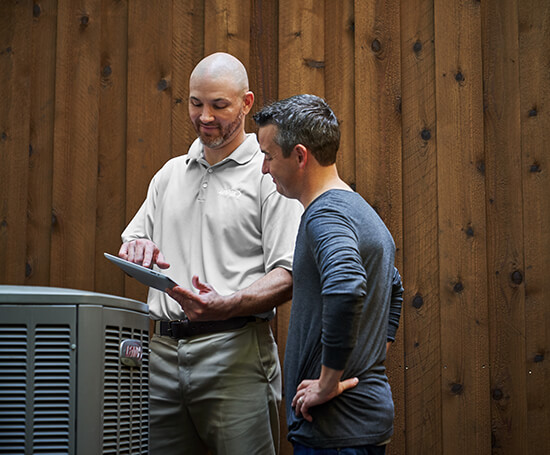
left=1, top=1, right=549, bottom=454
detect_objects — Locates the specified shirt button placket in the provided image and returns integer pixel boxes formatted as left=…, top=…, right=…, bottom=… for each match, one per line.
left=200, top=168, right=212, bottom=199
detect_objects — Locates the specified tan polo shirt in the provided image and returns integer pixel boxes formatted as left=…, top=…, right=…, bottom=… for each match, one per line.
left=122, top=133, right=302, bottom=321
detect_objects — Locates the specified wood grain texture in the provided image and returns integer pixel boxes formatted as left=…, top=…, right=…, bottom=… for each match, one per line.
left=172, top=0, right=204, bottom=158
left=0, top=1, right=32, bottom=285
left=519, top=1, right=550, bottom=454
left=95, top=0, right=128, bottom=296
left=400, top=0, right=442, bottom=453
left=50, top=0, right=101, bottom=290
left=249, top=0, right=278, bottom=131
left=434, top=0, right=491, bottom=452
left=26, top=0, right=57, bottom=287
left=204, top=0, right=251, bottom=65
left=325, top=0, right=356, bottom=189
left=278, top=0, right=325, bottom=97
left=125, top=1, right=173, bottom=301
left=482, top=0, right=528, bottom=453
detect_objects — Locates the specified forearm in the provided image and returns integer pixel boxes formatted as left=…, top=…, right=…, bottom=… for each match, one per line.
left=226, top=267, right=293, bottom=317
left=318, top=365, right=345, bottom=394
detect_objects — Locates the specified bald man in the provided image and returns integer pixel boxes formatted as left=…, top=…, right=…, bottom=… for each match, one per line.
left=119, top=53, right=302, bottom=455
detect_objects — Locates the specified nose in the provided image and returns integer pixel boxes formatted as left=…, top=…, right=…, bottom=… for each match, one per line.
left=200, top=106, right=214, bottom=123
left=261, top=156, right=270, bottom=175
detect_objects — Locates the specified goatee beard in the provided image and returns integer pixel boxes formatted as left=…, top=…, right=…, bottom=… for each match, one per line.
left=197, top=110, right=244, bottom=149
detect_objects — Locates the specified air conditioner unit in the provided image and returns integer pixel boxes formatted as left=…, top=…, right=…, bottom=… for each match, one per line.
left=0, top=285, right=150, bottom=455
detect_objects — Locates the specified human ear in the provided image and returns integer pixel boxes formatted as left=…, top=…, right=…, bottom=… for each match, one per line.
left=294, top=144, right=308, bottom=168
left=242, top=91, right=254, bottom=114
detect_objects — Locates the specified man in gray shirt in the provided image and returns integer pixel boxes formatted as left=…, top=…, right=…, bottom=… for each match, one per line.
left=120, top=53, right=302, bottom=455
left=254, top=94, right=403, bottom=454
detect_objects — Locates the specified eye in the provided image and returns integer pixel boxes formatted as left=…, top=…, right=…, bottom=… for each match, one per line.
left=214, top=103, right=229, bottom=110
left=190, top=99, right=202, bottom=107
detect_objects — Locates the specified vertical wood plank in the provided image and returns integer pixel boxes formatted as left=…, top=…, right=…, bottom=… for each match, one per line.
left=482, top=0, right=528, bottom=453
left=519, top=1, right=550, bottom=453
left=95, top=0, right=128, bottom=296
left=277, top=2, right=325, bottom=453
left=434, top=1, right=491, bottom=453
left=125, top=1, right=173, bottom=301
left=354, top=0, right=402, bottom=230
left=0, top=1, right=32, bottom=284
left=51, top=0, right=101, bottom=291
left=250, top=0, right=278, bottom=131
left=26, top=0, right=57, bottom=286
left=354, top=1, right=403, bottom=453
left=278, top=0, right=325, bottom=97
left=400, top=0, right=442, bottom=453
left=172, top=0, right=204, bottom=158
left=325, top=0, right=355, bottom=188
left=250, top=3, right=290, bottom=453
left=204, top=0, right=251, bottom=66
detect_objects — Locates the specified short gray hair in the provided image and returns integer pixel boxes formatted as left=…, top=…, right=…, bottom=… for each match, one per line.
left=253, top=94, right=340, bottom=166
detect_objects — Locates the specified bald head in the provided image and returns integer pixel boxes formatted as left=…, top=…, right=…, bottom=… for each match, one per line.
left=190, top=52, right=249, bottom=94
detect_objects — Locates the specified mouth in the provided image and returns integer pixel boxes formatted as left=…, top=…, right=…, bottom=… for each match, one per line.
left=199, top=123, right=219, bottom=133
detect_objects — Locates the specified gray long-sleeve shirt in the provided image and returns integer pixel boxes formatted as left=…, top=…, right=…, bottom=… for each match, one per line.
left=285, top=189, right=400, bottom=448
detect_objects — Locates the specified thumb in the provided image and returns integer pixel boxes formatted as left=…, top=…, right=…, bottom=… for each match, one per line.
left=155, top=251, right=170, bottom=269
left=192, top=275, right=212, bottom=294
left=340, top=377, right=359, bottom=392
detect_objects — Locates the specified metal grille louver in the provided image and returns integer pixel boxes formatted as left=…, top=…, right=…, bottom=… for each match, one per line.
left=32, top=325, right=72, bottom=454
left=0, top=324, right=72, bottom=455
left=103, top=326, right=149, bottom=455
left=0, top=326, right=27, bottom=455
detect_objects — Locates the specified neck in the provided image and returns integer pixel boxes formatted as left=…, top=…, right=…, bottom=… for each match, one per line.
left=299, top=164, right=351, bottom=208
left=203, top=130, right=247, bottom=165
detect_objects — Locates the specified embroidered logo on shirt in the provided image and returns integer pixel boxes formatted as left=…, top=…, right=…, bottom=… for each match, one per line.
left=218, top=188, right=242, bottom=199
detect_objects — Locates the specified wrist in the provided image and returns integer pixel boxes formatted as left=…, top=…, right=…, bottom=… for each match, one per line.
left=318, top=365, right=344, bottom=393
left=224, top=291, right=242, bottom=319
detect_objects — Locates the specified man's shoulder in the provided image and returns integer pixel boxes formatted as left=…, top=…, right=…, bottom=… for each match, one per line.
left=159, top=138, right=203, bottom=174
left=155, top=154, right=190, bottom=177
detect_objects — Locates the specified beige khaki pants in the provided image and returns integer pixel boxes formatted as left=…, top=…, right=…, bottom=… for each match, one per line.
left=148, top=320, right=281, bottom=455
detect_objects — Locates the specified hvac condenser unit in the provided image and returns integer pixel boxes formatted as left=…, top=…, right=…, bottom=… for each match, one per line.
left=0, top=285, right=150, bottom=455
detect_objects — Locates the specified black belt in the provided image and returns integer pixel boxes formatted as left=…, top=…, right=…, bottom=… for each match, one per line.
left=156, top=317, right=256, bottom=339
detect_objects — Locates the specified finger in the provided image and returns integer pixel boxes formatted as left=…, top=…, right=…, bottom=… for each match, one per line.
left=340, top=377, right=359, bottom=392
left=126, top=241, right=136, bottom=263
left=118, top=243, right=129, bottom=260
left=301, top=406, right=313, bottom=423
left=142, top=243, right=155, bottom=268
left=296, top=380, right=314, bottom=391
left=294, top=396, right=313, bottom=422
left=192, top=275, right=212, bottom=294
left=170, top=285, right=200, bottom=302
left=155, top=250, right=170, bottom=269
left=293, top=396, right=303, bottom=416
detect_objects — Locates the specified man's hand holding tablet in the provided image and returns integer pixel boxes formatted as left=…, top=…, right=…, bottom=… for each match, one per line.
left=104, top=252, right=177, bottom=292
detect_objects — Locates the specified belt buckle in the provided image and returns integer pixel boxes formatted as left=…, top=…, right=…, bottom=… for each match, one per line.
left=169, top=319, right=189, bottom=338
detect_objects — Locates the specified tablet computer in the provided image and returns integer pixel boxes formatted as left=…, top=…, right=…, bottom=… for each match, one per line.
left=104, top=252, right=178, bottom=292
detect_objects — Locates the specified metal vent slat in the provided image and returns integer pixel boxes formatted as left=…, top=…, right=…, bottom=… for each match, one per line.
left=103, top=326, right=149, bottom=454
left=0, top=325, right=27, bottom=454
left=32, top=325, right=72, bottom=452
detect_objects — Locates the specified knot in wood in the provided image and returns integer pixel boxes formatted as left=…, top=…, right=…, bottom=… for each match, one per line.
left=511, top=270, right=523, bottom=285
left=451, top=383, right=464, bottom=395
left=421, top=129, right=431, bottom=140
left=412, top=294, right=424, bottom=309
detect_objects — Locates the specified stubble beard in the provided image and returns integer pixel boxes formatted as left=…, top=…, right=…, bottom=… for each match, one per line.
left=196, top=109, right=245, bottom=150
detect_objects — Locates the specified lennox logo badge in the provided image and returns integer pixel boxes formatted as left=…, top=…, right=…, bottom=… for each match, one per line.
left=119, top=339, right=143, bottom=368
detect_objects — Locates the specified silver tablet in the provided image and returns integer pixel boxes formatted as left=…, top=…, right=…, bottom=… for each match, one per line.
left=104, top=252, right=177, bottom=292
